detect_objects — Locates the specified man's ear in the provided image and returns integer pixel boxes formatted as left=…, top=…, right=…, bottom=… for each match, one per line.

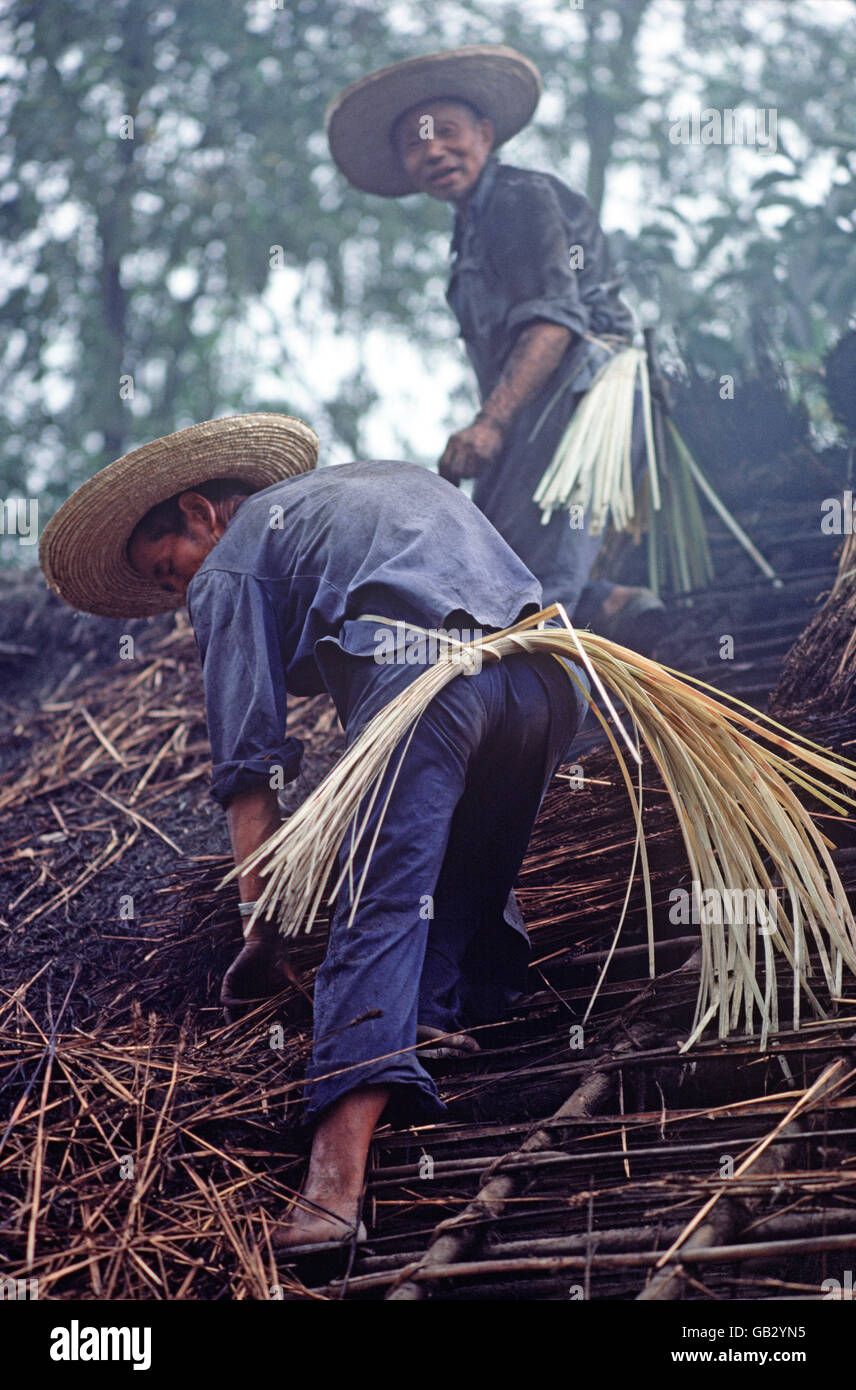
left=477, top=117, right=495, bottom=151
left=177, top=490, right=218, bottom=536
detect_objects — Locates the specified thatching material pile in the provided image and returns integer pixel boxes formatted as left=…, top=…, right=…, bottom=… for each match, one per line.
left=0, top=614, right=343, bottom=1299
left=771, top=534, right=856, bottom=717
left=0, top=614, right=342, bottom=1021
left=2, top=578, right=856, bottom=1301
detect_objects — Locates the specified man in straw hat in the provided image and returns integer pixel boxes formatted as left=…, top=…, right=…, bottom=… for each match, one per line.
left=326, top=44, right=667, bottom=654
left=40, top=413, right=589, bottom=1254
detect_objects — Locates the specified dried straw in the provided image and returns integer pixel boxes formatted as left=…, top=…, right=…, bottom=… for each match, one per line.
left=533, top=347, right=658, bottom=534
left=228, top=605, right=856, bottom=1048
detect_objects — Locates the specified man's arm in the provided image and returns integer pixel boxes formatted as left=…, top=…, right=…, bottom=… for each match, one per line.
left=226, top=783, right=281, bottom=927
left=441, top=173, right=594, bottom=483
left=221, top=784, right=299, bottom=1015
left=439, top=321, right=573, bottom=482
left=189, top=569, right=302, bottom=1013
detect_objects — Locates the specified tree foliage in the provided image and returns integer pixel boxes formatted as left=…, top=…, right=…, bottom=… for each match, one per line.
left=1, top=0, right=854, bottom=527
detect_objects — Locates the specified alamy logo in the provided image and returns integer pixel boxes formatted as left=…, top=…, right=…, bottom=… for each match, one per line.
left=669, top=107, right=777, bottom=153
left=668, top=880, right=778, bottom=933
left=822, top=1271, right=855, bottom=1300
left=0, top=1276, right=38, bottom=1299
left=821, top=493, right=856, bottom=534
left=49, top=1320, right=151, bottom=1371
left=373, top=625, right=484, bottom=672
left=0, top=497, right=38, bottom=545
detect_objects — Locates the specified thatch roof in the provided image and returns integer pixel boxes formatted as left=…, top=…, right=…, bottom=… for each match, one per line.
left=2, top=493, right=856, bottom=1301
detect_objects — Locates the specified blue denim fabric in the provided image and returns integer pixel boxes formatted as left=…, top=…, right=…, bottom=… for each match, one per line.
left=303, top=646, right=590, bottom=1127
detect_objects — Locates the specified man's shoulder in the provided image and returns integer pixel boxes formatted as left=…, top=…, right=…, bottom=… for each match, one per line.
left=488, top=162, right=592, bottom=218
left=194, top=461, right=453, bottom=577
left=226, top=459, right=434, bottom=517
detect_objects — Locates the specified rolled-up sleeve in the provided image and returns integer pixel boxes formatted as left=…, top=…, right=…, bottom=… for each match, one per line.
left=489, top=178, right=590, bottom=340
left=188, top=569, right=303, bottom=806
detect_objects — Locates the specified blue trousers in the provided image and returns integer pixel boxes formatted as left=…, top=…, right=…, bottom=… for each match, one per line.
left=303, top=648, right=589, bottom=1127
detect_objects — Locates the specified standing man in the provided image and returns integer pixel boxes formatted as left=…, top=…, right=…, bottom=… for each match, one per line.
left=326, top=45, right=666, bottom=653
left=39, top=413, right=588, bottom=1254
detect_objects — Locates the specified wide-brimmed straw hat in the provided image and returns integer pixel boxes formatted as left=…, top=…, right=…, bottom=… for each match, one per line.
left=39, top=413, right=319, bottom=619
left=325, top=45, right=542, bottom=197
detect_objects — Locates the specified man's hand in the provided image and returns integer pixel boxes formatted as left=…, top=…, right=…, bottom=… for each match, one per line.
left=222, top=785, right=295, bottom=1021
left=439, top=416, right=506, bottom=483
left=439, top=323, right=574, bottom=485
left=220, top=934, right=298, bottom=1023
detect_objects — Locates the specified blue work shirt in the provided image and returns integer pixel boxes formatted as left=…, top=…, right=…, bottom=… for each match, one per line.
left=186, top=460, right=543, bottom=806
left=444, top=156, right=638, bottom=613
left=446, top=156, right=634, bottom=403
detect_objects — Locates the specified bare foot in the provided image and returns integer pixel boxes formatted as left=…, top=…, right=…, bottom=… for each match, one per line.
left=272, top=1086, right=388, bottom=1252
left=599, top=584, right=636, bottom=620
left=416, top=1024, right=480, bottom=1058
left=272, top=1195, right=360, bottom=1251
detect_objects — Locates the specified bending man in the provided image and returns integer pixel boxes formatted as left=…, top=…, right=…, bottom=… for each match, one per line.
left=39, top=413, right=587, bottom=1253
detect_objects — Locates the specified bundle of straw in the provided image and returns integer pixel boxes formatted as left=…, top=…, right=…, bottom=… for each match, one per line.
left=534, top=348, right=779, bottom=597
left=650, top=417, right=777, bottom=595
left=533, top=347, right=659, bottom=534
left=226, top=605, right=856, bottom=1048
left=645, top=422, right=715, bottom=595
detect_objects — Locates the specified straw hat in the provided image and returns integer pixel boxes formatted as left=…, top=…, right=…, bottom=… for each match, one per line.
left=39, top=413, right=319, bottom=619
left=325, top=45, right=541, bottom=197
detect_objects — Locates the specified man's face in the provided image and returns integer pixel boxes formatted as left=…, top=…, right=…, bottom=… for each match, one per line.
left=127, top=492, right=223, bottom=599
left=393, top=100, right=494, bottom=204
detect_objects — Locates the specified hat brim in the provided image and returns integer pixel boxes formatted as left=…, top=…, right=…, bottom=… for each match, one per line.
left=39, top=413, right=319, bottom=619
left=325, top=46, right=541, bottom=197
